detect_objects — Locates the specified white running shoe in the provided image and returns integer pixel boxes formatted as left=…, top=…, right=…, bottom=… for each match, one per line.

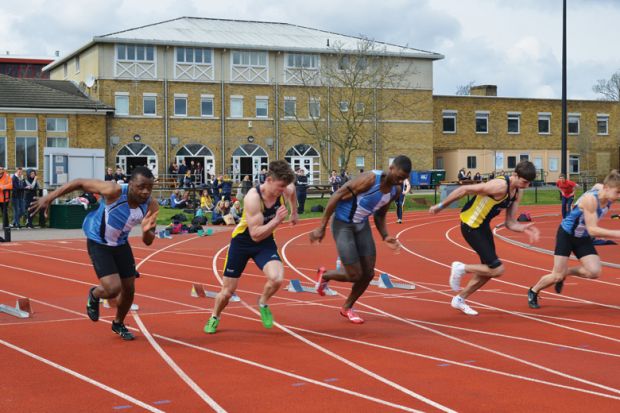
left=451, top=295, right=478, bottom=316
left=449, top=261, right=465, bottom=291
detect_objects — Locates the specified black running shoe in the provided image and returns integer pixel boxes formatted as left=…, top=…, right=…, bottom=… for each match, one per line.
left=554, top=280, right=564, bottom=294
left=86, top=286, right=99, bottom=322
left=528, top=288, right=540, bottom=309
left=112, top=321, right=135, bottom=341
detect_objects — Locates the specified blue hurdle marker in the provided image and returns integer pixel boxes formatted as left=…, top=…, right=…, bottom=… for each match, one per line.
left=370, top=273, right=415, bottom=290
left=191, top=283, right=240, bottom=302
left=287, top=279, right=337, bottom=296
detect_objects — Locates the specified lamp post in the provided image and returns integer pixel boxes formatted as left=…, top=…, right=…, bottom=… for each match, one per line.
left=561, top=0, right=568, bottom=176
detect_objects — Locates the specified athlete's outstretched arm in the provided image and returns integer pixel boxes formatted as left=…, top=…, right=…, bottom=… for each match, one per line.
left=582, top=194, right=620, bottom=238
left=245, top=190, right=287, bottom=243
left=429, top=179, right=506, bottom=214
left=309, top=172, right=376, bottom=243
left=283, top=183, right=298, bottom=225
left=28, top=179, right=121, bottom=217
left=374, top=188, right=402, bottom=251
left=505, top=190, right=540, bottom=243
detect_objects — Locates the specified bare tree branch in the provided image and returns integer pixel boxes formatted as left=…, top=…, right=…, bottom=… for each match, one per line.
left=592, top=70, right=620, bottom=101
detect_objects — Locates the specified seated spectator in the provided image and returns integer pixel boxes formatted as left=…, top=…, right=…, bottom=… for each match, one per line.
left=170, top=189, right=187, bottom=209
left=457, top=168, right=466, bottom=181
left=200, top=190, right=214, bottom=211
left=182, top=170, right=194, bottom=188
left=114, top=167, right=127, bottom=183
left=104, top=167, right=114, bottom=181
left=465, top=171, right=472, bottom=180
left=489, top=171, right=496, bottom=180
left=230, top=200, right=242, bottom=223
left=473, top=172, right=482, bottom=182
left=211, top=200, right=227, bottom=225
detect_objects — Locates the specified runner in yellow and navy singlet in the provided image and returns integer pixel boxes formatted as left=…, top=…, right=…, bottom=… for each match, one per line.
left=204, top=160, right=298, bottom=334
left=429, top=161, right=540, bottom=316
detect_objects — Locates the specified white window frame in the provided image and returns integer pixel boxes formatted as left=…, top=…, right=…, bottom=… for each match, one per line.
left=75, top=55, right=80, bottom=73
left=309, top=98, right=320, bottom=119
left=116, top=44, right=155, bottom=62
left=46, top=137, right=69, bottom=148
left=475, top=111, right=489, bottom=134
left=569, top=154, right=580, bottom=174
left=285, top=53, right=319, bottom=69
left=174, top=94, right=188, bottom=117
left=230, top=96, right=244, bottom=118
left=15, top=137, right=38, bottom=169
left=355, top=156, right=365, bottom=168
left=549, top=157, right=559, bottom=172
left=46, top=118, right=68, bottom=132
left=143, top=93, right=157, bottom=116
left=597, top=114, right=609, bottom=135
left=15, top=117, right=37, bottom=131
left=175, top=47, right=213, bottom=65
left=568, top=113, right=580, bottom=135
left=115, top=92, right=129, bottom=116
left=256, top=96, right=269, bottom=118
left=442, top=110, right=457, bottom=134
left=201, top=94, right=214, bottom=117
left=507, top=112, right=521, bottom=134
left=231, top=50, right=269, bottom=83
left=284, top=97, right=297, bottom=118
left=538, top=112, right=551, bottom=135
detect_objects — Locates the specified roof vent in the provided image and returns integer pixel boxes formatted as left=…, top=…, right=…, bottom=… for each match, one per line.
left=326, top=39, right=330, bottom=47
left=55, top=50, right=60, bottom=57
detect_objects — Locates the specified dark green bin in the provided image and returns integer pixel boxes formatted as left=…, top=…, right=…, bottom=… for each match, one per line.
left=49, top=203, right=98, bottom=229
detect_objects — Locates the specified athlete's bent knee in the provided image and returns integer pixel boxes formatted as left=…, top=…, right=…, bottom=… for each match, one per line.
left=584, top=268, right=601, bottom=279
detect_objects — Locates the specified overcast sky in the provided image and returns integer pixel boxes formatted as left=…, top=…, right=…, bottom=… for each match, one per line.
left=1, top=0, right=619, bottom=99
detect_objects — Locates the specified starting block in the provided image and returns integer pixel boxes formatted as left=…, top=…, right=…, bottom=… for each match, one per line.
left=191, top=283, right=240, bottom=302
left=100, top=298, right=139, bottom=311
left=370, top=273, right=415, bottom=290
left=0, top=297, right=33, bottom=319
left=286, top=279, right=337, bottom=296
left=156, top=230, right=172, bottom=239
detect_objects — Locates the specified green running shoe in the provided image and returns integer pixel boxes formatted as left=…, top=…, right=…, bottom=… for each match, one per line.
left=204, top=316, right=219, bottom=334
left=259, top=304, right=273, bottom=329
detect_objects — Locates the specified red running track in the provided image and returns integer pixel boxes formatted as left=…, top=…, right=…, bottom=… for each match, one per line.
left=0, top=205, right=619, bottom=412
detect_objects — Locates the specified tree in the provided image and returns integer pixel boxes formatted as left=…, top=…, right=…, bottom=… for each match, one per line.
left=456, top=81, right=476, bottom=96
left=281, top=37, right=421, bottom=175
left=592, top=70, right=620, bottom=101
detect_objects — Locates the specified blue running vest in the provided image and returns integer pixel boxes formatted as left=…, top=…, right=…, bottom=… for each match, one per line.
left=560, top=188, right=611, bottom=238
left=334, top=171, right=398, bottom=224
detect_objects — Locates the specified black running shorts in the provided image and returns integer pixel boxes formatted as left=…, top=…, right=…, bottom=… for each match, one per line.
left=460, top=222, right=502, bottom=269
left=87, top=239, right=137, bottom=279
left=223, top=235, right=281, bottom=278
left=554, top=226, right=597, bottom=259
left=331, top=219, right=376, bottom=266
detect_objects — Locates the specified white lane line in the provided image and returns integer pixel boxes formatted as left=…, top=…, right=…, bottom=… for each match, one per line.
left=211, top=244, right=452, bottom=413
left=0, top=338, right=165, bottom=413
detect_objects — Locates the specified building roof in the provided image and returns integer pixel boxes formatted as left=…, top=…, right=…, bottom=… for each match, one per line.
left=0, top=74, right=113, bottom=111
left=45, top=17, right=443, bottom=70
left=0, top=55, right=54, bottom=64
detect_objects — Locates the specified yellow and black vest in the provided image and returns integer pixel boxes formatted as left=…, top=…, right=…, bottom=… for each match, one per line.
left=459, top=176, right=517, bottom=229
left=231, top=185, right=284, bottom=239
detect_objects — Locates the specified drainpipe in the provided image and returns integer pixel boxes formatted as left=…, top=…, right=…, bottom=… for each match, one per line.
left=373, top=87, right=377, bottom=169
left=275, top=75, right=279, bottom=160
left=327, top=85, right=331, bottom=174
left=163, top=46, right=169, bottom=170
left=221, top=49, right=226, bottom=174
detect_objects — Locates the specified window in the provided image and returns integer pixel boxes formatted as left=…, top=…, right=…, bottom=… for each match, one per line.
left=201, top=95, right=214, bottom=117
left=538, top=113, right=551, bottom=134
left=597, top=114, right=609, bottom=135
left=534, top=157, right=543, bottom=170
left=507, top=113, right=520, bottom=134
left=569, top=154, right=580, bottom=174
left=286, top=53, right=319, bottom=69
left=46, top=137, right=68, bottom=148
left=356, top=57, right=368, bottom=71
left=15, top=137, right=37, bottom=168
left=338, top=56, right=350, bottom=70
left=0, top=137, right=5, bottom=167
left=174, top=95, right=187, bottom=116
left=75, top=56, right=80, bottom=73
left=232, top=51, right=267, bottom=67
left=176, top=47, right=213, bottom=64
left=356, top=156, right=365, bottom=168
left=467, top=156, right=477, bottom=169
left=115, top=93, right=129, bottom=116
left=475, top=112, right=488, bottom=133
left=549, top=157, right=559, bottom=172
left=0, top=117, right=5, bottom=131
left=143, top=95, right=156, bottom=116
left=507, top=156, right=517, bottom=169
left=355, top=102, right=365, bottom=114
left=442, top=111, right=456, bottom=133
left=309, top=99, right=320, bottom=118
left=116, top=44, right=155, bottom=62
left=46, top=118, right=68, bottom=132
left=436, top=157, right=444, bottom=169
left=568, top=114, right=580, bottom=134
left=256, top=97, right=268, bottom=118
left=284, top=97, right=296, bottom=117
left=520, top=154, right=529, bottom=162
left=230, top=96, right=243, bottom=118
left=15, top=117, right=37, bottom=131
left=339, top=101, right=349, bottom=112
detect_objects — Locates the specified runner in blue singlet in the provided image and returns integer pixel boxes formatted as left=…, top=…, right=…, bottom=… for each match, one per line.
left=29, top=166, right=158, bottom=340
left=528, top=170, right=620, bottom=309
left=309, top=156, right=411, bottom=324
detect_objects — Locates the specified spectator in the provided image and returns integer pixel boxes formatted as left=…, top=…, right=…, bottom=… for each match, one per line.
left=195, top=162, right=204, bottom=185
left=213, top=175, right=223, bottom=201
left=488, top=171, right=496, bottom=180
left=230, top=200, right=242, bottom=223
left=329, top=170, right=342, bottom=193
left=189, top=160, right=196, bottom=174
left=258, top=168, right=267, bottom=184
left=241, top=175, right=252, bottom=197
left=182, top=170, right=194, bottom=188
left=465, top=171, right=472, bottom=180
left=200, top=190, right=214, bottom=212
left=11, top=167, right=25, bottom=228
left=104, top=167, right=114, bottom=181
left=295, top=168, right=309, bottom=214
left=170, top=189, right=187, bottom=209
left=557, top=173, right=577, bottom=218
left=211, top=200, right=227, bottom=225
left=24, top=169, right=39, bottom=228
left=473, top=172, right=482, bottom=182
left=113, top=167, right=127, bottom=184
left=0, top=166, right=13, bottom=226
left=340, top=170, right=350, bottom=184
left=178, top=160, right=187, bottom=187
left=220, top=175, right=233, bottom=201
left=457, top=167, right=466, bottom=181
